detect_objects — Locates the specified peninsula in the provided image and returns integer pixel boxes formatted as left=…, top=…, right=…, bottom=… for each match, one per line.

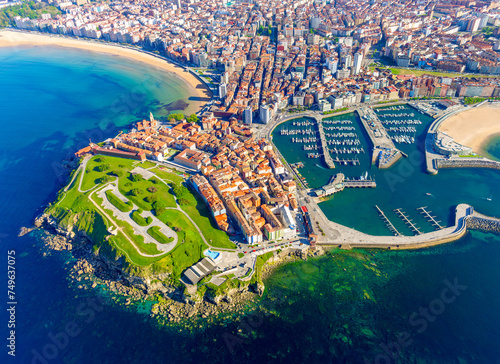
left=7, top=0, right=500, bottom=321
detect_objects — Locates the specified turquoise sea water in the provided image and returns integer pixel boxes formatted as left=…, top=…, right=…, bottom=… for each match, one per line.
left=483, top=134, right=500, bottom=161
left=1, top=47, right=500, bottom=363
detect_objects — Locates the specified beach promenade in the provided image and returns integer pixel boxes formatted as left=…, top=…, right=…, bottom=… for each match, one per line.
left=425, top=103, right=500, bottom=174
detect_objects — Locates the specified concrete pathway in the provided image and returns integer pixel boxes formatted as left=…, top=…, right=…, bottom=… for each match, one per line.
left=97, top=183, right=178, bottom=253
left=87, top=186, right=168, bottom=258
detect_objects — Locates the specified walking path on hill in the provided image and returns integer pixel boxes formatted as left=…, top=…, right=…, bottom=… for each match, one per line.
left=87, top=186, right=169, bottom=258
left=97, top=184, right=178, bottom=253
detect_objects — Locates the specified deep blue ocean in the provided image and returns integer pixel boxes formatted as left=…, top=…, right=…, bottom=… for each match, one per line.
left=1, top=46, right=500, bottom=364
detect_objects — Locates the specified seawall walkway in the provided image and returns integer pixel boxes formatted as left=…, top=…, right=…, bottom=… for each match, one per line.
left=302, top=195, right=499, bottom=250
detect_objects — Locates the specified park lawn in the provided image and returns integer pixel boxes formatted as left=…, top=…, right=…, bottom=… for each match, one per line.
left=107, top=233, right=168, bottom=266
left=171, top=182, right=235, bottom=249
left=140, top=160, right=157, bottom=169
left=157, top=209, right=208, bottom=279
left=180, top=194, right=236, bottom=249
left=81, top=155, right=136, bottom=191
left=105, top=190, right=132, bottom=212
left=153, top=168, right=185, bottom=185
left=118, top=174, right=176, bottom=210
left=147, top=226, right=174, bottom=244
left=90, top=192, right=163, bottom=256
left=372, top=66, right=498, bottom=79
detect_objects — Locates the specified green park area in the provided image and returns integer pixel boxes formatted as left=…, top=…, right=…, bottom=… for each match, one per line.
left=371, top=66, right=498, bottom=79
left=0, top=1, right=61, bottom=27
left=45, top=154, right=236, bottom=282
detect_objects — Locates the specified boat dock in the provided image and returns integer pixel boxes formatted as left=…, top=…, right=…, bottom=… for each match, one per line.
left=357, top=108, right=402, bottom=169
left=332, top=157, right=360, bottom=166
left=316, top=117, right=336, bottom=169
left=375, top=205, right=401, bottom=236
left=343, top=178, right=376, bottom=188
left=394, top=208, right=422, bottom=235
left=417, top=206, right=443, bottom=230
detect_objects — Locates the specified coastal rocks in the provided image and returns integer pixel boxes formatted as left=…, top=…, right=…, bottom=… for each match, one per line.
left=42, top=232, right=72, bottom=251
left=18, top=226, right=34, bottom=237
left=249, top=282, right=266, bottom=296
left=467, top=216, right=500, bottom=233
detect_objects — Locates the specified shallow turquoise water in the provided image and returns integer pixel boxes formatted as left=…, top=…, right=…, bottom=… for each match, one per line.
left=1, top=47, right=500, bottom=363
left=483, top=134, right=500, bottom=161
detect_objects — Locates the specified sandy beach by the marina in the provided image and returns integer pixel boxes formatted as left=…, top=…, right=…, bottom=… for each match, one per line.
left=0, top=30, right=211, bottom=115
left=438, top=105, right=500, bottom=155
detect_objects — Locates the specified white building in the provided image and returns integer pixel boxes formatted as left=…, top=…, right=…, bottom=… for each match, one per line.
left=353, top=52, right=363, bottom=75
left=219, top=83, right=227, bottom=98
left=260, top=104, right=271, bottom=123
left=244, top=106, right=253, bottom=125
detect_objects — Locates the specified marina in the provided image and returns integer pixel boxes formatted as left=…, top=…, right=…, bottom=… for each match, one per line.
left=417, top=206, right=444, bottom=230
left=394, top=208, right=422, bottom=235
left=375, top=105, right=427, bottom=146
left=272, top=108, right=499, bottom=240
left=375, top=205, right=401, bottom=236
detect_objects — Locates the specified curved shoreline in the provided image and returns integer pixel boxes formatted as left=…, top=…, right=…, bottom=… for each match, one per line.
left=0, top=29, right=212, bottom=115
left=438, top=104, right=500, bottom=155
left=477, top=132, right=500, bottom=161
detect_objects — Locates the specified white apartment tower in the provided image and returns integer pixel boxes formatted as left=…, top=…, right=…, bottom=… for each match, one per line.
left=353, top=52, right=363, bottom=75
left=260, top=104, right=270, bottom=124
left=244, top=106, right=253, bottom=125
left=219, top=83, right=227, bottom=98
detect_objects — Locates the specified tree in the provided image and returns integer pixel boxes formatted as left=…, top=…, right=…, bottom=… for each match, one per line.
left=147, top=186, right=158, bottom=194
left=130, top=173, right=143, bottom=182
left=167, top=113, right=185, bottom=121
left=186, top=114, right=199, bottom=123
left=95, top=164, right=110, bottom=172
left=153, top=200, right=168, bottom=216
left=96, top=176, right=111, bottom=184
left=129, top=188, right=142, bottom=196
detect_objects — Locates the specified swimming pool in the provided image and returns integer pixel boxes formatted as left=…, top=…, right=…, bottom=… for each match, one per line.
left=204, top=249, right=220, bottom=260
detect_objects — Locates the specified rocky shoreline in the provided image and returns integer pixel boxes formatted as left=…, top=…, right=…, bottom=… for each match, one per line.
left=24, top=214, right=307, bottom=328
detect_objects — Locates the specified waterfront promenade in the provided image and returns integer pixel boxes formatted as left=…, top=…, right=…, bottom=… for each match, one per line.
left=425, top=104, right=500, bottom=174
left=300, top=189, right=498, bottom=249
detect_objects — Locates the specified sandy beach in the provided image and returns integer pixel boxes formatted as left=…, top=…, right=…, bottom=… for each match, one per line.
left=438, top=105, right=500, bottom=155
left=0, top=30, right=211, bottom=115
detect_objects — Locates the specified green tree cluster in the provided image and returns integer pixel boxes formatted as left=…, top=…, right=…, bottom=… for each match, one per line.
left=0, top=2, right=61, bottom=28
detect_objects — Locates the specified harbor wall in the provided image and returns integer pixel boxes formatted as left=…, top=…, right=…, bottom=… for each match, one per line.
left=322, top=214, right=500, bottom=251
left=436, top=159, right=500, bottom=170
left=467, top=216, right=500, bottom=234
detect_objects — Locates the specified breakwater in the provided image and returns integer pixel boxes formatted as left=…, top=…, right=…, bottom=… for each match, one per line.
left=304, top=201, right=498, bottom=250
left=467, top=214, right=500, bottom=234
left=435, top=158, right=500, bottom=170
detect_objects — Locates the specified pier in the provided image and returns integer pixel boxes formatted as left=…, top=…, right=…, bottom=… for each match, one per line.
left=394, top=208, right=422, bottom=235
left=332, top=157, right=360, bottom=166
left=343, top=178, right=376, bottom=188
left=417, top=206, right=443, bottom=230
left=357, top=107, right=402, bottom=169
left=303, top=200, right=477, bottom=249
left=316, top=117, right=336, bottom=169
left=375, top=205, right=401, bottom=236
